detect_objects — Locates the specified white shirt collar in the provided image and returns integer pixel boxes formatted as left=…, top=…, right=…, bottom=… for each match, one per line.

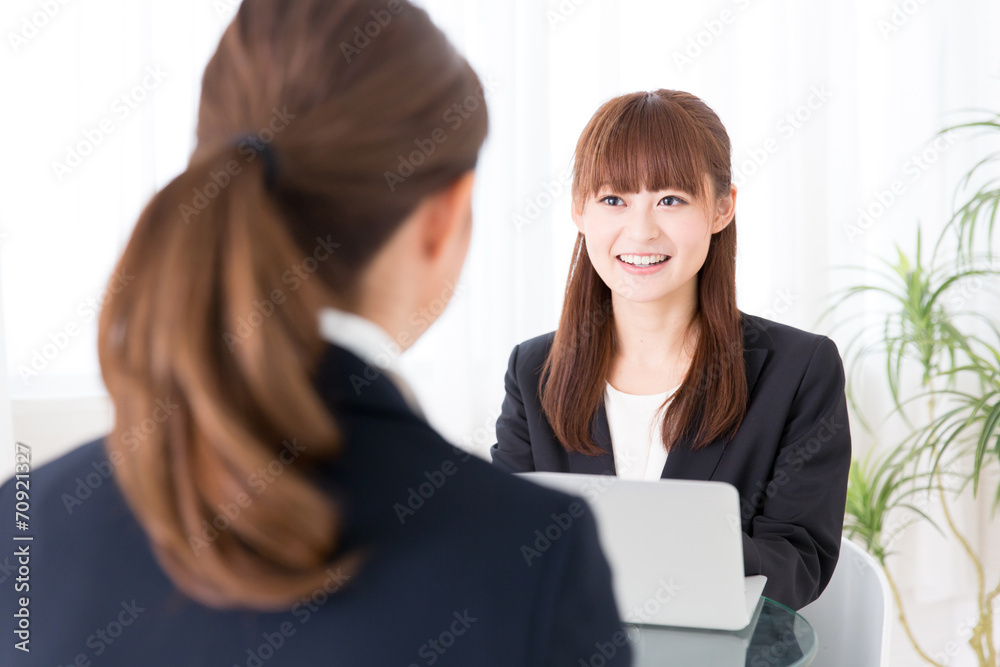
left=317, top=307, right=424, bottom=418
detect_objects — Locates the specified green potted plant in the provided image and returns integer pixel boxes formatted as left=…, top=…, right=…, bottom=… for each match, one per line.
left=822, top=112, right=1000, bottom=666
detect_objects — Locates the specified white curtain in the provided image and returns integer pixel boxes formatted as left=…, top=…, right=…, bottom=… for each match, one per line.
left=2, top=1, right=999, bottom=664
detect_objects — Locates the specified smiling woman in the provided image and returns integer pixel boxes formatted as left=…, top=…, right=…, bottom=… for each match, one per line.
left=491, top=89, right=853, bottom=611
left=549, top=90, right=744, bottom=459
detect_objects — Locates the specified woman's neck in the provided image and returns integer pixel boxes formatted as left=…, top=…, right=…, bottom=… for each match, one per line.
left=607, top=289, right=699, bottom=394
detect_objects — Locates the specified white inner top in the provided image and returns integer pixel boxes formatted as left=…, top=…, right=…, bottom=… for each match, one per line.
left=604, top=382, right=681, bottom=480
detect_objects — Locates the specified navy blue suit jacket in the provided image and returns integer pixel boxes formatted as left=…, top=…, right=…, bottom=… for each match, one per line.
left=491, top=311, right=852, bottom=611
left=0, top=344, right=630, bottom=666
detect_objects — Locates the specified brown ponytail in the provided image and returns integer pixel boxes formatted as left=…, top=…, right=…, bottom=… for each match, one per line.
left=98, top=0, right=487, bottom=610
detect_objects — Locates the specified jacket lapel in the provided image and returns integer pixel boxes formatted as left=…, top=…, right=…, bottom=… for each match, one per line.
left=660, top=345, right=768, bottom=480
left=657, top=313, right=771, bottom=480
left=566, top=396, right=617, bottom=475
left=313, top=343, right=422, bottom=423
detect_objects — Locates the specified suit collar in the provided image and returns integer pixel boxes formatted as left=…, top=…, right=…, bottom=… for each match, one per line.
left=572, top=311, right=772, bottom=477
left=312, top=343, right=422, bottom=422
left=317, top=308, right=426, bottom=418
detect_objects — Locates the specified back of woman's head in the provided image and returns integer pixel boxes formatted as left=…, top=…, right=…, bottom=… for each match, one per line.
left=543, top=89, right=745, bottom=457
left=97, top=0, right=488, bottom=610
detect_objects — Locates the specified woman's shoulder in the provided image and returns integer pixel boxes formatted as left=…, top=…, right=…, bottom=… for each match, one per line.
left=509, top=330, right=557, bottom=367
left=739, top=310, right=845, bottom=389
left=515, top=330, right=557, bottom=352
left=740, top=310, right=837, bottom=355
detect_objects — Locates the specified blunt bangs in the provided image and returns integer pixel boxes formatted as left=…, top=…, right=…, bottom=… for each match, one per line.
left=572, top=92, right=716, bottom=207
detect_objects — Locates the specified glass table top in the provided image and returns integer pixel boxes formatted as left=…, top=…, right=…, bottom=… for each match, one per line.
left=625, top=597, right=817, bottom=666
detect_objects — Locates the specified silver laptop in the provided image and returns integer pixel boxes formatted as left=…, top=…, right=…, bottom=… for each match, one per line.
left=518, top=472, right=767, bottom=631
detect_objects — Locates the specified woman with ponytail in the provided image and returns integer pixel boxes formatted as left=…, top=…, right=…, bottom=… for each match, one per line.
left=0, top=2, right=629, bottom=665
left=491, top=90, right=852, bottom=611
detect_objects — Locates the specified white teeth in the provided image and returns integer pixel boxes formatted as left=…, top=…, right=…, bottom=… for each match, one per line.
left=618, top=254, right=668, bottom=266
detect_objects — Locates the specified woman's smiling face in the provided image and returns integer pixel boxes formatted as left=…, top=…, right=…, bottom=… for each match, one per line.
left=572, top=179, right=736, bottom=306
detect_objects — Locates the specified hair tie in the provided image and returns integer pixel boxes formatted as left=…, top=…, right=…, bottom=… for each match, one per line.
left=230, top=134, right=279, bottom=189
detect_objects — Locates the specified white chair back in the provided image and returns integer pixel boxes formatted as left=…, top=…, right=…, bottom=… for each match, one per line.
left=797, top=537, right=893, bottom=667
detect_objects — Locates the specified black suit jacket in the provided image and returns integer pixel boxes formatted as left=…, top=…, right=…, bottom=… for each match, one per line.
left=0, top=344, right=630, bottom=666
left=491, top=311, right=852, bottom=610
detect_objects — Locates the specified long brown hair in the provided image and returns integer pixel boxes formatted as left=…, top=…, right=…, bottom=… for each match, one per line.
left=540, top=90, right=744, bottom=456
left=97, top=0, right=487, bottom=610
